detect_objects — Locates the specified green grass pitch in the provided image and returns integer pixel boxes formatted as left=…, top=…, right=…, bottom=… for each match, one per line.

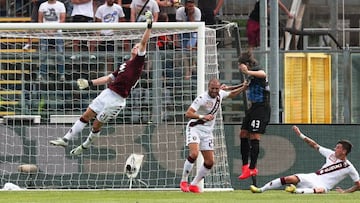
left=1, top=190, right=360, bottom=203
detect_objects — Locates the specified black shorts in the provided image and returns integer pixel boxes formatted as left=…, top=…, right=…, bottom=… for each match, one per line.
left=72, top=15, right=94, bottom=23
left=241, top=102, right=271, bottom=134
left=201, top=8, right=216, bottom=25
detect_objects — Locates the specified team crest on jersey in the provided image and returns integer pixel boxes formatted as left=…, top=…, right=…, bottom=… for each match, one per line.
left=329, top=153, right=337, bottom=162
left=205, top=101, right=214, bottom=109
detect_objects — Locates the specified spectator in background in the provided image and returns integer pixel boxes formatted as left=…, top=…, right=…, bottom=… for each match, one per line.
left=23, top=0, right=47, bottom=50
left=130, top=0, right=159, bottom=22
left=38, top=0, right=66, bottom=81
left=247, top=0, right=293, bottom=51
left=156, top=0, right=181, bottom=22
left=70, top=0, right=96, bottom=60
left=197, top=0, right=223, bottom=25
left=94, top=0, right=105, bottom=12
left=0, top=0, right=6, bottom=16
left=156, top=12, right=175, bottom=83
left=175, top=0, right=200, bottom=80
left=176, top=0, right=198, bottom=21
left=157, top=12, right=174, bottom=50
left=95, top=0, right=125, bottom=74
left=118, top=0, right=132, bottom=21
left=118, top=0, right=132, bottom=51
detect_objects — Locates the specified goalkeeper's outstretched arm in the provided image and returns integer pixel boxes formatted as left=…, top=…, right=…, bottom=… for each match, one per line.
left=77, top=75, right=112, bottom=90
left=77, top=11, right=154, bottom=90
left=139, top=11, right=153, bottom=53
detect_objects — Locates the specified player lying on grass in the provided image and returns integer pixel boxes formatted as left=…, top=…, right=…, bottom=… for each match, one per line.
left=250, top=125, right=360, bottom=194
left=49, top=11, right=153, bottom=155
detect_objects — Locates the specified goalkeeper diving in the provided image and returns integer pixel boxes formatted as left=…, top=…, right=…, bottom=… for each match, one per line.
left=50, top=11, right=154, bottom=155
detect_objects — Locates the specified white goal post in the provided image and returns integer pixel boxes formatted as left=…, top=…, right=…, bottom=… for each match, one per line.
left=0, top=22, right=232, bottom=191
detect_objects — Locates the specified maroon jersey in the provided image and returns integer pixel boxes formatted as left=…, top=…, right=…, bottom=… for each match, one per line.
left=108, top=54, right=145, bottom=98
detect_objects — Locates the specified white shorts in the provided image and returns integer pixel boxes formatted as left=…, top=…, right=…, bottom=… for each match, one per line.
left=89, top=88, right=126, bottom=122
left=185, top=124, right=214, bottom=151
left=295, top=173, right=329, bottom=192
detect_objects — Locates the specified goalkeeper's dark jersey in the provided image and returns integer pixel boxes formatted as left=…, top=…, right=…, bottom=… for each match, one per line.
left=247, top=66, right=270, bottom=103
left=109, top=54, right=145, bottom=98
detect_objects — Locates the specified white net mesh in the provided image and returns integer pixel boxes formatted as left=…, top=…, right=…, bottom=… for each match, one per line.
left=0, top=23, right=232, bottom=189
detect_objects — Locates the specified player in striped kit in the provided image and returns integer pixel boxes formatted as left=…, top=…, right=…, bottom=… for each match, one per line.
left=250, top=125, right=360, bottom=194
left=223, top=51, right=271, bottom=182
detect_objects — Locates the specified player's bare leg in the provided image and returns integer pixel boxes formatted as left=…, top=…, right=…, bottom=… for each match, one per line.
left=251, top=175, right=300, bottom=193
left=188, top=150, right=214, bottom=193
left=180, top=143, right=199, bottom=192
left=70, top=119, right=103, bottom=156
left=50, top=108, right=96, bottom=148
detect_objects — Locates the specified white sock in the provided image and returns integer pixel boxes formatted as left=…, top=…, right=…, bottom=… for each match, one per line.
left=295, top=188, right=315, bottom=194
left=82, top=131, right=101, bottom=148
left=261, top=178, right=282, bottom=192
left=181, top=159, right=194, bottom=182
left=63, top=119, right=87, bottom=140
left=190, top=164, right=211, bottom=186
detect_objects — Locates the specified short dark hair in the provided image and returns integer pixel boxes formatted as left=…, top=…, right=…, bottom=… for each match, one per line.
left=185, top=0, right=195, bottom=3
left=338, top=140, right=352, bottom=155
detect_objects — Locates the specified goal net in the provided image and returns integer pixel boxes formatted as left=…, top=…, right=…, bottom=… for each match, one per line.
left=0, top=22, right=232, bottom=190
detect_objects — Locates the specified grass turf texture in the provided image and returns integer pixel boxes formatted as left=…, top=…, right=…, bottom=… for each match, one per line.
left=1, top=190, right=359, bottom=203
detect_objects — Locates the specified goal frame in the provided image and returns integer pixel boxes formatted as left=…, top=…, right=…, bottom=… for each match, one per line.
left=0, top=22, right=231, bottom=191
left=0, top=22, right=206, bottom=95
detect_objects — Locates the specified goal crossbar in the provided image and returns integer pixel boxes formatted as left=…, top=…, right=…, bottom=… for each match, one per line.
left=0, top=21, right=231, bottom=191
left=0, top=22, right=206, bottom=95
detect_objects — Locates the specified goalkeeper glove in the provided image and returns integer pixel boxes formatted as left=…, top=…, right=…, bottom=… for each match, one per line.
left=77, top=78, right=93, bottom=90
left=145, top=10, right=153, bottom=29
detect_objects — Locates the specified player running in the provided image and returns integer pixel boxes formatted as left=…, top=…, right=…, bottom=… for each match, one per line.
left=49, top=11, right=153, bottom=155
left=180, top=78, right=246, bottom=193
left=250, top=125, right=360, bottom=194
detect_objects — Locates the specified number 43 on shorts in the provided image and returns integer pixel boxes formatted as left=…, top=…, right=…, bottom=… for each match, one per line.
left=251, top=119, right=261, bottom=129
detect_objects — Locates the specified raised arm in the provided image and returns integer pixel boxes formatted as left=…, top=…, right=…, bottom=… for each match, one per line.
left=226, top=83, right=248, bottom=99
left=76, top=11, right=153, bottom=90
left=239, top=64, right=267, bottom=78
left=292, top=125, right=320, bottom=150
left=278, top=0, right=294, bottom=18
left=221, top=80, right=248, bottom=91
left=139, top=11, right=153, bottom=53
